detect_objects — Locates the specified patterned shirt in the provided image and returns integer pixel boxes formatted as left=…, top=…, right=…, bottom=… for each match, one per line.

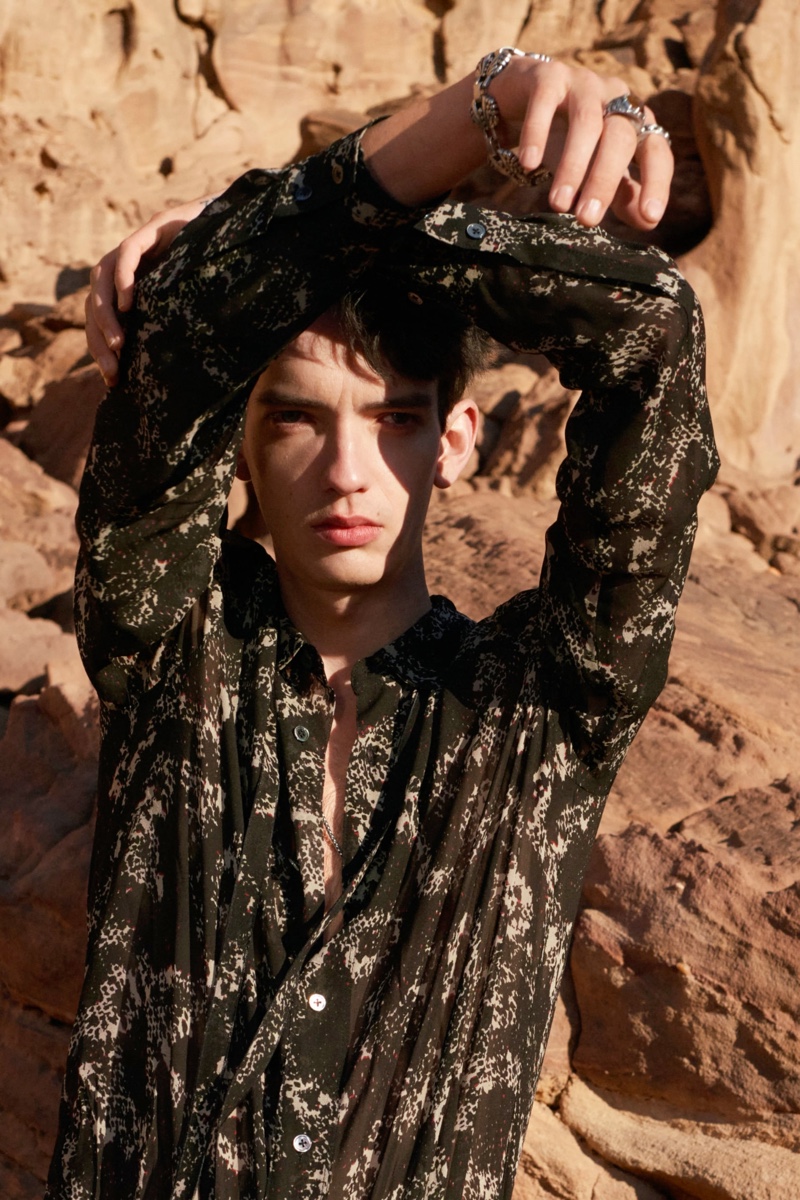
left=47, top=129, right=718, bottom=1200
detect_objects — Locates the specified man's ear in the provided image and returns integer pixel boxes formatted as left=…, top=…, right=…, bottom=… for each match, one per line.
left=235, top=446, right=252, bottom=482
left=434, top=396, right=479, bottom=489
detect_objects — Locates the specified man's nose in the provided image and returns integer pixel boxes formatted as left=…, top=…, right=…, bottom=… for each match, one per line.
left=321, top=421, right=369, bottom=494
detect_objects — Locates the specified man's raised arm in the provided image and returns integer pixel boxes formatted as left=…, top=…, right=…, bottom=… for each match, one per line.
left=76, top=127, right=427, bottom=694
left=374, top=207, right=718, bottom=779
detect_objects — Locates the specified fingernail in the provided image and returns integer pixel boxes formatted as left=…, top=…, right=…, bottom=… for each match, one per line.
left=519, top=146, right=541, bottom=171
left=108, top=334, right=122, bottom=350
left=579, top=198, right=602, bottom=224
left=551, top=185, right=574, bottom=211
left=643, top=198, right=664, bottom=223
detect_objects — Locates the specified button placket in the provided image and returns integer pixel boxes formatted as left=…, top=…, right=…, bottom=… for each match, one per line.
left=277, top=669, right=336, bottom=917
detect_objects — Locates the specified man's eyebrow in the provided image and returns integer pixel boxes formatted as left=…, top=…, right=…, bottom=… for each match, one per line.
left=253, top=388, right=436, bottom=410
left=253, top=389, right=327, bottom=410
left=366, top=393, right=436, bottom=410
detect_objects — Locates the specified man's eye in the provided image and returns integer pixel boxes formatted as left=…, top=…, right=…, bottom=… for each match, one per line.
left=381, top=412, right=417, bottom=427
left=273, top=410, right=306, bottom=425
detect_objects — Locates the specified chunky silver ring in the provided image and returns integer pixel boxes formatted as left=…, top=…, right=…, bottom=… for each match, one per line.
left=603, top=94, right=647, bottom=136
left=638, top=122, right=671, bottom=146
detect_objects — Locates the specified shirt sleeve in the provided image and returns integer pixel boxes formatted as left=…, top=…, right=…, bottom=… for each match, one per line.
left=75, top=128, right=431, bottom=701
left=375, top=206, right=719, bottom=777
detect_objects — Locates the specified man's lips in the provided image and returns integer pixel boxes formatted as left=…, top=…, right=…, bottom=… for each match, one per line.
left=310, top=516, right=383, bottom=547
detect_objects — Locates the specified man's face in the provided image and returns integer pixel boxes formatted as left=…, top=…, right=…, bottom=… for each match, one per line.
left=238, top=319, right=476, bottom=598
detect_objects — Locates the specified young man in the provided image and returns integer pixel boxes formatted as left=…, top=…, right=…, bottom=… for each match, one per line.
left=49, top=53, right=717, bottom=1200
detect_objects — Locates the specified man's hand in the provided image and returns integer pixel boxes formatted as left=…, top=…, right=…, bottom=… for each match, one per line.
left=508, top=60, right=671, bottom=230
left=362, top=55, right=673, bottom=222
left=86, top=197, right=216, bottom=385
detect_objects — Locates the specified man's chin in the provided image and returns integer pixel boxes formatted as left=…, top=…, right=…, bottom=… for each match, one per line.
left=275, top=551, right=388, bottom=594
left=309, top=564, right=388, bottom=593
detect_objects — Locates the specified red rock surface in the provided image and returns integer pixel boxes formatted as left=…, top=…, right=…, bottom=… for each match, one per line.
left=572, top=815, right=800, bottom=1120
left=20, top=365, right=105, bottom=490
left=1, top=2, right=799, bottom=1197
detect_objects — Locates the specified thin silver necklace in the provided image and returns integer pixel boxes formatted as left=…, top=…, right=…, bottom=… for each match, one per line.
left=322, top=813, right=343, bottom=857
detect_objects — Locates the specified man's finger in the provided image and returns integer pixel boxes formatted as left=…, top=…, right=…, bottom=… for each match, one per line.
left=84, top=290, right=119, bottom=387
left=546, top=95, right=606, bottom=216
left=635, top=126, right=674, bottom=226
left=114, top=231, right=155, bottom=313
left=572, top=112, right=640, bottom=226
left=517, top=72, right=563, bottom=173
left=88, top=253, right=125, bottom=353
left=609, top=174, right=644, bottom=227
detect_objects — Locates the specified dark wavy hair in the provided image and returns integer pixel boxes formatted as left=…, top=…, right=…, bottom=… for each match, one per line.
left=332, top=280, right=493, bottom=423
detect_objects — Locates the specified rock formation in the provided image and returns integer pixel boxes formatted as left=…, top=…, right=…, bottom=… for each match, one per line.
left=683, top=0, right=800, bottom=477
left=0, top=1, right=798, bottom=1197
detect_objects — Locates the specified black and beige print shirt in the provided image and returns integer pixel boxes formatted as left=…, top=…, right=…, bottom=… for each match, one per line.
left=47, top=128, right=718, bottom=1200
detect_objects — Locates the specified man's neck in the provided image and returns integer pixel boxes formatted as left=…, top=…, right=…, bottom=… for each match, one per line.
left=276, top=560, right=431, bottom=687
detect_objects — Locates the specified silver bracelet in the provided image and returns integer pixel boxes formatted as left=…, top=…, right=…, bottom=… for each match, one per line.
left=470, top=47, right=552, bottom=187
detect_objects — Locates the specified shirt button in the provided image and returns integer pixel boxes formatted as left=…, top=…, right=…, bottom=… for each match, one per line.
left=331, top=161, right=344, bottom=184
left=294, top=182, right=313, bottom=202
left=294, top=725, right=310, bottom=742
left=308, top=992, right=327, bottom=1012
left=466, top=221, right=487, bottom=239
left=293, top=1133, right=312, bottom=1154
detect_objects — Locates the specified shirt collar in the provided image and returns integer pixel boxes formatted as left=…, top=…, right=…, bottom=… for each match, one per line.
left=366, top=596, right=472, bottom=689
left=272, top=587, right=472, bottom=693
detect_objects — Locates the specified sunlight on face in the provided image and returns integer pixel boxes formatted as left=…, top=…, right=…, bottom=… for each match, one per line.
left=238, top=321, right=448, bottom=598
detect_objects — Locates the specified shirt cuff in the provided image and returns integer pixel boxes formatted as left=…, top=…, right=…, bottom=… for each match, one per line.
left=271, top=119, right=447, bottom=230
